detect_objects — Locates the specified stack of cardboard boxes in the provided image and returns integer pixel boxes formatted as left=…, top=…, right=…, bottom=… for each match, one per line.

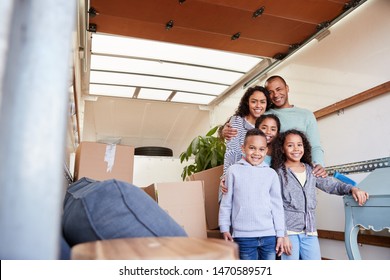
left=73, top=141, right=221, bottom=239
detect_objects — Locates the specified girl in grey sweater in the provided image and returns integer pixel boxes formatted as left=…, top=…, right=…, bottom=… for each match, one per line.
left=271, top=129, right=369, bottom=260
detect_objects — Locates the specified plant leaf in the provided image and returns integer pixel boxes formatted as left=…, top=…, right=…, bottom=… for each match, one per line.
left=181, top=166, right=188, bottom=180
left=179, top=151, right=188, bottom=163
left=211, top=149, right=218, bottom=167
left=206, top=125, right=220, bottom=137
left=190, top=136, right=200, bottom=156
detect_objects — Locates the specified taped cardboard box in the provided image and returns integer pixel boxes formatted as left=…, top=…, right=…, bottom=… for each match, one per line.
left=74, top=141, right=134, bottom=183
left=143, top=181, right=207, bottom=238
left=188, top=165, right=223, bottom=230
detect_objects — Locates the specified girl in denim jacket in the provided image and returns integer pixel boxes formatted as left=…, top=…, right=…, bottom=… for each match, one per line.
left=271, top=129, right=369, bottom=260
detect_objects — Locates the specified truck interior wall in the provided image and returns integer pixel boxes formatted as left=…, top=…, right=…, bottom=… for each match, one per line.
left=133, top=156, right=189, bottom=188
left=316, top=93, right=390, bottom=260
left=319, top=93, right=390, bottom=168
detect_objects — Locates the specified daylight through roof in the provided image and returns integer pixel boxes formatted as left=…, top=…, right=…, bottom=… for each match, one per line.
left=88, top=33, right=264, bottom=105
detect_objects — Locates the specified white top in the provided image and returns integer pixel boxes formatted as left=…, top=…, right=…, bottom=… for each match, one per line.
left=294, top=169, right=307, bottom=187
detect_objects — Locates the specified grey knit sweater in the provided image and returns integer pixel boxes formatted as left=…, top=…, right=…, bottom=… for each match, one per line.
left=275, top=163, right=353, bottom=234
left=219, top=159, right=285, bottom=238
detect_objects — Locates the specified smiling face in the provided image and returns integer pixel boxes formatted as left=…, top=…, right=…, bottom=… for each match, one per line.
left=283, top=133, right=304, bottom=164
left=247, top=90, right=268, bottom=124
left=241, top=134, right=268, bottom=166
left=265, top=77, right=290, bottom=108
left=258, top=117, right=279, bottom=145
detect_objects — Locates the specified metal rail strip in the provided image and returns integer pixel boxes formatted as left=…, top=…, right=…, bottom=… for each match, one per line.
left=325, top=157, right=390, bottom=176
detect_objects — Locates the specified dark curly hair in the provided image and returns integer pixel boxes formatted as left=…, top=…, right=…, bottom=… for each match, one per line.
left=271, top=129, right=312, bottom=183
left=255, top=114, right=281, bottom=133
left=234, top=86, right=271, bottom=117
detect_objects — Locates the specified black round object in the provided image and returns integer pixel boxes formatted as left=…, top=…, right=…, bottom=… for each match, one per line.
left=134, top=146, right=173, bottom=157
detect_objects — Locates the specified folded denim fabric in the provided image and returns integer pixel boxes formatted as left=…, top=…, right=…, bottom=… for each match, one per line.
left=62, top=177, right=187, bottom=246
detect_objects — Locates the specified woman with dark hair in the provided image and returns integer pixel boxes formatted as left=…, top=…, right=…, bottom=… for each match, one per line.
left=219, top=86, right=271, bottom=202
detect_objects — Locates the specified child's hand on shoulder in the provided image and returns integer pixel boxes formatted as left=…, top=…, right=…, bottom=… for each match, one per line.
left=351, top=187, right=369, bottom=206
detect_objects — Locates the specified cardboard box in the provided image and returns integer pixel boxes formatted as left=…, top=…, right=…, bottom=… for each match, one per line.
left=74, top=141, right=134, bottom=183
left=188, top=165, right=223, bottom=230
left=207, top=229, right=223, bottom=239
left=143, top=181, right=207, bottom=238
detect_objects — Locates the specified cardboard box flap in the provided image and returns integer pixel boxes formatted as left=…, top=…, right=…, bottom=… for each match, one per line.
left=188, top=165, right=223, bottom=230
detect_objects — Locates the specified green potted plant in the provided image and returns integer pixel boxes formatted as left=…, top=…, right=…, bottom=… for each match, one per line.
left=179, top=125, right=226, bottom=230
left=179, top=125, right=226, bottom=180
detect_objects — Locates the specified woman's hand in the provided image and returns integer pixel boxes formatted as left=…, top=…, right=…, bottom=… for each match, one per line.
left=220, top=177, right=228, bottom=194
left=222, top=123, right=238, bottom=141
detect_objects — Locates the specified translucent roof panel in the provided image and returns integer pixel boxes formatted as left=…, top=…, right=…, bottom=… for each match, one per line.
left=88, top=33, right=264, bottom=105
left=90, top=71, right=226, bottom=95
left=171, top=92, right=216, bottom=105
left=89, top=84, right=136, bottom=98
left=137, top=88, right=172, bottom=101
left=90, top=55, right=242, bottom=85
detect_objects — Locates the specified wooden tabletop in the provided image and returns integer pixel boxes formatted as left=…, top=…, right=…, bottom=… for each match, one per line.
left=71, top=237, right=238, bottom=260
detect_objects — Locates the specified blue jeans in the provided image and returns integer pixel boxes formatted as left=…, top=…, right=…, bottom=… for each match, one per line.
left=234, top=236, right=276, bottom=260
left=281, top=234, right=321, bottom=260
left=62, top=178, right=187, bottom=246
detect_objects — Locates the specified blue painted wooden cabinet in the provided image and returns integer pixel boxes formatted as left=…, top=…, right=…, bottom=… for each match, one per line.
left=344, top=167, right=390, bottom=259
